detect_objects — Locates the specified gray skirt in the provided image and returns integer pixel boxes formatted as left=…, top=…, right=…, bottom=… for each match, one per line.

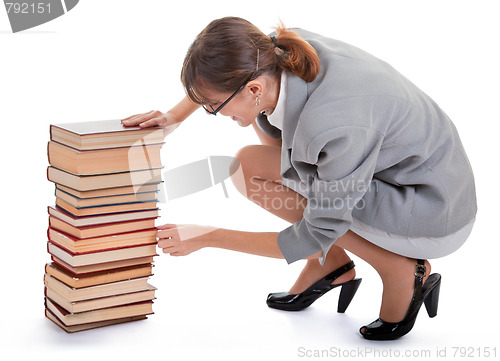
left=350, top=217, right=475, bottom=259
left=281, top=177, right=475, bottom=259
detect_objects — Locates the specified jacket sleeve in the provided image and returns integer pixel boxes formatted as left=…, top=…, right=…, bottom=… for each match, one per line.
left=277, top=126, right=384, bottom=264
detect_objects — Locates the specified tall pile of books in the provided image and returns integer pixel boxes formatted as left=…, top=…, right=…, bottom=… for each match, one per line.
left=44, top=119, right=164, bottom=333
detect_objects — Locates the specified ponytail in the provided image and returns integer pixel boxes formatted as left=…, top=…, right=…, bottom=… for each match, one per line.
left=181, top=17, right=320, bottom=105
left=273, top=22, right=320, bottom=82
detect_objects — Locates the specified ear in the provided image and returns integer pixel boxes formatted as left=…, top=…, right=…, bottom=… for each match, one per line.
left=246, top=80, right=263, bottom=97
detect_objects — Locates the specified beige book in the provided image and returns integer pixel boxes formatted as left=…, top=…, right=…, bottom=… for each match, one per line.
left=45, top=284, right=156, bottom=313
left=51, top=255, right=155, bottom=275
left=44, top=274, right=150, bottom=302
left=45, top=262, right=153, bottom=288
left=48, top=227, right=157, bottom=254
left=45, top=297, right=154, bottom=326
left=48, top=141, right=163, bottom=175
left=55, top=197, right=157, bottom=217
left=47, top=166, right=162, bottom=191
left=56, top=183, right=159, bottom=198
left=45, top=308, right=147, bottom=333
left=48, top=215, right=156, bottom=239
left=50, top=119, right=164, bottom=151
left=48, top=206, right=159, bottom=227
left=55, top=188, right=158, bottom=208
left=47, top=242, right=157, bottom=267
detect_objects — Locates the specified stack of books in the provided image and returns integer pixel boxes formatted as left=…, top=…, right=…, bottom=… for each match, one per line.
left=44, top=119, right=164, bottom=333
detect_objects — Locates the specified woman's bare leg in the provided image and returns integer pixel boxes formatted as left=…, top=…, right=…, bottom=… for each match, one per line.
left=335, top=231, right=430, bottom=323
left=230, top=143, right=355, bottom=294
left=231, top=140, right=431, bottom=323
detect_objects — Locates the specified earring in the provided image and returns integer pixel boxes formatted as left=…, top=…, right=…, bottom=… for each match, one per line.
left=256, top=96, right=261, bottom=106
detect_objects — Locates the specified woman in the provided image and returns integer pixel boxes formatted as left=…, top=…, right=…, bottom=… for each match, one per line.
left=121, top=17, right=477, bottom=340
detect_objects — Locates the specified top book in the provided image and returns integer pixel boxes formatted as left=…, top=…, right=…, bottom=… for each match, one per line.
left=50, top=119, right=164, bottom=151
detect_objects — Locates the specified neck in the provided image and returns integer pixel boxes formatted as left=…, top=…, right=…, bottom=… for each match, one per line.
left=261, top=73, right=281, bottom=115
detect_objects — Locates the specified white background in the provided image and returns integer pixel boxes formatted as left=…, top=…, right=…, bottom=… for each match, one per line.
left=1, top=0, right=499, bottom=360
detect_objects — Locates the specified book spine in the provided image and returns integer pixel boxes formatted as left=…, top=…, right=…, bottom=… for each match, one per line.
left=47, top=141, right=51, bottom=166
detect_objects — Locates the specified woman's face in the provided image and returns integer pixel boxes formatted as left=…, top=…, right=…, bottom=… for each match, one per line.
left=199, top=81, right=264, bottom=127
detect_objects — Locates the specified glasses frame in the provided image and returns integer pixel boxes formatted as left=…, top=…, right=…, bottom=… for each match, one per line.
left=202, top=74, right=255, bottom=116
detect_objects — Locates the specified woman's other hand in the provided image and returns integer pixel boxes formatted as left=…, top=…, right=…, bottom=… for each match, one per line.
left=121, top=110, right=180, bottom=137
left=121, top=110, right=170, bottom=127
left=156, top=223, right=218, bottom=256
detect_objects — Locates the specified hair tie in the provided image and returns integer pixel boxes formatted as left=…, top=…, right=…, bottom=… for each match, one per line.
left=270, top=36, right=278, bottom=47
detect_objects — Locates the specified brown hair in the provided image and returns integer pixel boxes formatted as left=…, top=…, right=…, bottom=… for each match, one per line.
left=181, top=17, right=320, bottom=105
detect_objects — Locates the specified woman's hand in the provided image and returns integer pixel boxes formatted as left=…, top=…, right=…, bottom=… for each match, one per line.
left=156, top=223, right=218, bottom=256
left=121, top=110, right=180, bottom=137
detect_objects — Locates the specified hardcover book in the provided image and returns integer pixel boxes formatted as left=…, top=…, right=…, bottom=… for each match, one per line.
left=51, top=255, right=155, bottom=275
left=45, top=262, right=153, bottom=288
left=47, top=227, right=157, bottom=254
left=45, top=298, right=154, bottom=326
left=47, top=166, right=162, bottom=191
left=47, top=242, right=158, bottom=268
left=55, top=197, right=158, bottom=217
left=55, top=183, right=159, bottom=199
left=54, top=188, right=158, bottom=208
left=50, top=119, right=164, bottom=151
left=48, top=206, right=159, bottom=227
left=44, top=274, right=151, bottom=302
left=49, top=215, right=156, bottom=239
left=48, top=141, right=163, bottom=175
left=45, top=284, right=156, bottom=313
left=45, top=309, right=147, bottom=333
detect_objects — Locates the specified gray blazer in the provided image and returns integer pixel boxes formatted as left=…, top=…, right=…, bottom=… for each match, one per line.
left=257, top=29, right=477, bottom=264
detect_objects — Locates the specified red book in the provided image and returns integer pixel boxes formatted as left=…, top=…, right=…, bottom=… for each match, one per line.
left=48, top=206, right=159, bottom=227
left=50, top=255, right=155, bottom=275
left=49, top=215, right=156, bottom=239
left=45, top=262, right=153, bottom=288
left=47, top=242, right=158, bottom=268
left=44, top=297, right=154, bottom=327
left=47, top=227, right=157, bottom=254
left=50, top=119, right=164, bottom=151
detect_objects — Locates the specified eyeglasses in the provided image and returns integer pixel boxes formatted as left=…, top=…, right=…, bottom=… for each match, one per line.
left=202, top=75, right=254, bottom=116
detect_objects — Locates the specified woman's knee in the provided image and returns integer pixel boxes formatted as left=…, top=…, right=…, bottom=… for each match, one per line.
left=230, top=145, right=260, bottom=191
left=231, top=145, right=267, bottom=177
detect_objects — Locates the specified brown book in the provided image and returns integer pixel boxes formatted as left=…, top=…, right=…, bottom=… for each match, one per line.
left=47, top=227, right=157, bottom=254
left=45, top=308, right=147, bottom=333
left=56, top=183, right=159, bottom=198
left=47, top=242, right=157, bottom=267
left=48, top=141, right=163, bottom=175
left=47, top=166, right=162, bottom=191
left=45, top=284, right=156, bottom=313
left=44, top=274, right=151, bottom=302
left=48, top=206, right=159, bottom=227
left=49, top=215, right=156, bottom=239
left=55, top=197, right=157, bottom=217
left=55, top=188, right=158, bottom=208
left=45, top=262, right=153, bottom=288
left=51, top=255, right=155, bottom=275
left=45, top=297, right=154, bottom=326
left=50, top=119, right=164, bottom=151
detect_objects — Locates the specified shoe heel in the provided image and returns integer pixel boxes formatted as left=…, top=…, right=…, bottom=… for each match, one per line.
left=337, top=278, right=362, bottom=313
left=424, top=278, right=441, bottom=318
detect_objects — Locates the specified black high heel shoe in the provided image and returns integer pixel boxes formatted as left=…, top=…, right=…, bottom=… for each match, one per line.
left=267, top=260, right=362, bottom=312
left=360, top=259, right=442, bottom=341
